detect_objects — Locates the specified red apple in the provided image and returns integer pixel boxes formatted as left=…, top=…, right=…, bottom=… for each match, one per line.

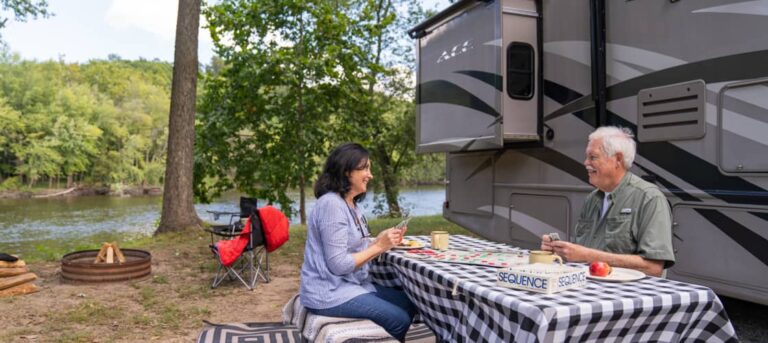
left=589, top=261, right=612, bottom=277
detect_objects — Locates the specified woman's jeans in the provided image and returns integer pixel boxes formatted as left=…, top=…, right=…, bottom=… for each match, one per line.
left=307, top=284, right=416, bottom=341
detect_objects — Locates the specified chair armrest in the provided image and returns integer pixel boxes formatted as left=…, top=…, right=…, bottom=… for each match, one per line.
left=205, top=225, right=242, bottom=238
left=206, top=210, right=242, bottom=221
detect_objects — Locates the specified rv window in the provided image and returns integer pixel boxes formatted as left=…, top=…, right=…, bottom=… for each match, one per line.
left=506, top=42, right=534, bottom=100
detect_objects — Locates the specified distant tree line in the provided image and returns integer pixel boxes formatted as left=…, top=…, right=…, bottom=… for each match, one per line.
left=0, top=52, right=172, bottom=190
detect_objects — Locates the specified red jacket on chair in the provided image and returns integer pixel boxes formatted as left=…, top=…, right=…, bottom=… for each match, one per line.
left=215, top=217, right=252, bottom=267
left=259, top=206, right=289, bottom=253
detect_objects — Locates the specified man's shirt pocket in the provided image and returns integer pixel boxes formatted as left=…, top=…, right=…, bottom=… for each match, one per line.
left=605, top=216, right=634, bottom=253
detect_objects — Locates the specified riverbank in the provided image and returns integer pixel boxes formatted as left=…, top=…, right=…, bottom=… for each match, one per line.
left=0, top=215, right=469, bottom=342
left=0, top=186, right=163, bottom=199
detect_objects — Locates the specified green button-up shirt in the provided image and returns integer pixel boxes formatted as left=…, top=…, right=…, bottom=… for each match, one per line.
left=574, top=172, right=676, bottom=268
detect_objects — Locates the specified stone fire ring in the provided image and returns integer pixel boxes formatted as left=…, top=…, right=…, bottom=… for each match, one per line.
left=61, top=249, right=152, bottom=283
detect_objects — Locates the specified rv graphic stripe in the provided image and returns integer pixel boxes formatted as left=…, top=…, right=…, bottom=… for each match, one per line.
left=639, top=141, right=768, bottom=206
left=635, top=164, right=768, bottom=266
left=518, top=148, right=590, bottom=185
left=417, top=80, right=500, bottom=118
left=454, top=70, right=503, bottom=92
left=608, top=50, right=768, bottom=102
left=696, top=209, right=768, bottom=266
left=543, top=80, right=598, bottom=127
left=543, top=49, right=768, bottom=122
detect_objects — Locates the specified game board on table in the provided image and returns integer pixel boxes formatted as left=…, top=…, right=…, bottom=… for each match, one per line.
left=404, top=249, right=527, bottom=268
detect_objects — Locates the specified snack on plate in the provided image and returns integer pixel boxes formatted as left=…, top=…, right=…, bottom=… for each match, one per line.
left=399, top=239, right=421, bottom=247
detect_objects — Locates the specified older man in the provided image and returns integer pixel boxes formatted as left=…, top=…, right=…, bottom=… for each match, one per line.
left=541, top=126, right=675, bottom=277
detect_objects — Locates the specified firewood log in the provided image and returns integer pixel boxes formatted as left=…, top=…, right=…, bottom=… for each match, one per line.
left=112, top=242, right=126, bottom=263
left=0, top=283, right=40, bottom=298
left=0, top=267, right=29, bottom=277
left=0, top=273, right=37, bottom=291
left=94, top=242, right=110, bottom=263
left=0, top=259, right=26, bottom=268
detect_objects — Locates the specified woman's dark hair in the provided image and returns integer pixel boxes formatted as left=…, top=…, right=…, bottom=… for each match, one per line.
left=314, top=143, right=370, bottom=203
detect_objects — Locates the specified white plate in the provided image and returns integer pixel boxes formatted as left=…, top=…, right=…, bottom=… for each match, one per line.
left=392, top=240, right=426, bottom=250
left=587, top=267, right=646, bottom=282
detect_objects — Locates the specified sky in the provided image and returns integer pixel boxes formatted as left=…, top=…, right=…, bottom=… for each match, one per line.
left=1, top=0, right=450, bottom=65
left=2, top=0, right=215, bottom=63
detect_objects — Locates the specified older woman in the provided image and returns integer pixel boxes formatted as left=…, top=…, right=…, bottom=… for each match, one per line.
left=300, top=143, right=416, bottom=341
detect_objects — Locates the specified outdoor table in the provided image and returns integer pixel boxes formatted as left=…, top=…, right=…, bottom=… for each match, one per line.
left=370, top=235, right=738, bottom=343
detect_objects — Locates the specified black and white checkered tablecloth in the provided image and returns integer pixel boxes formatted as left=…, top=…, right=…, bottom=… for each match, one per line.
left=370, top=235, right=738, bottom=343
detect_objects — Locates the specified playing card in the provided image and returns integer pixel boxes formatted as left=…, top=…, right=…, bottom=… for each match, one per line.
left=395, top=217, right=412, bottom=230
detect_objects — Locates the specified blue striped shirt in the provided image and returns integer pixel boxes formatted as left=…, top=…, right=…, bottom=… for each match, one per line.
left=300, top=192, right=375, bottom=309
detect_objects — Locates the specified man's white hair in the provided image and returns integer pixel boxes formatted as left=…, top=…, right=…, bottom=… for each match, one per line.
left=588, top=126, right=636, bottom=169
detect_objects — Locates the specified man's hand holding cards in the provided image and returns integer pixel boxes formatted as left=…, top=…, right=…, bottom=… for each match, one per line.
left=541, top=232, right=560, bottom=252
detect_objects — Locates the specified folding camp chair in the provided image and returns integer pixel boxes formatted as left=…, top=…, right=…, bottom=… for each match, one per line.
left=206, top=197, right=270, bottom=290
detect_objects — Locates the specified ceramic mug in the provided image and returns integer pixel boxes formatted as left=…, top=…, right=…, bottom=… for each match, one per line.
left=528, top=250, right=563, bottom=264
left=431, top=231, right=449, bottom=250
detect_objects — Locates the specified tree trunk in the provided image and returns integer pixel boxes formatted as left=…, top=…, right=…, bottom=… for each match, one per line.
left=156, top=0, right=203, bottom=234
left=299, top=174, right=306, bottom=225
left=374, top=147, right=401, bottom=217
left=297, top=15, right=307, bottom=225
left=67, top=174, right=73, bottom=188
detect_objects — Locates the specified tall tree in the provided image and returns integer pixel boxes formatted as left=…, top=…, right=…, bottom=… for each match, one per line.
left=157, top=0, right=202, bottom=233
left=198, top=0, right=353, bottom=224
left=341, top=0, right=426, bottom=217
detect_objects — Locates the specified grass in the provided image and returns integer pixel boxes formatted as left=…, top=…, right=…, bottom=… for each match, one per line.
left=15, top=214, right=475, bottom=264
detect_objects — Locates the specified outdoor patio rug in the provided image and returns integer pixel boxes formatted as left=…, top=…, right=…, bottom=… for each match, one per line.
left=197, top=321, right=301, bottom=343
left=197, top=320, right=436, bottom=343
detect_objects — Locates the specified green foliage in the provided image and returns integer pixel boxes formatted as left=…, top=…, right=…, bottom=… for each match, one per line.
left=402, top=153, right=445, bottom=184
left=0, top=176, right=21, bottom=190
left=197, top=0, right=435, bottom=219
left=0, top=58, right=172, bottom=187
left=198, top=0, right=357, bottom=220
left=334, top=0, right=431, bottom=216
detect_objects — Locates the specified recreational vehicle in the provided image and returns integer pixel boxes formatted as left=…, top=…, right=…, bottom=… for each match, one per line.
left=409, top=0, right=768, bottom=305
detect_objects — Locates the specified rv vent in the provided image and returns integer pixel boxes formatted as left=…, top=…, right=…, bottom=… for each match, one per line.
left=637, top=80, right=706, bottom=142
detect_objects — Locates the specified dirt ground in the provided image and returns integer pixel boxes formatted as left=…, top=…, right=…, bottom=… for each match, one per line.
left=0, top=239, right=300, bottom=343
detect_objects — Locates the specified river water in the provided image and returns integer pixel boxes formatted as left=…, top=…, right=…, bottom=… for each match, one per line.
left=0, top=186, right=445, bottom=254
